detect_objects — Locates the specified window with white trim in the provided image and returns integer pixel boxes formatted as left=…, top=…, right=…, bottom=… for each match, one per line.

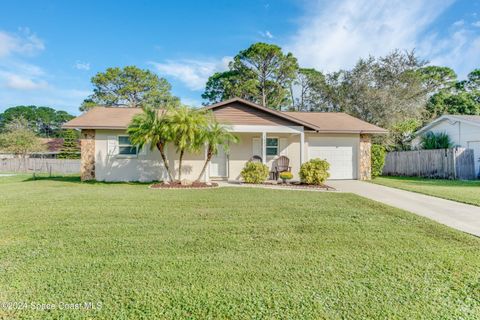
left=118, top=136, right=137, bottom=155
left=266, top=138, right=279, bottom=156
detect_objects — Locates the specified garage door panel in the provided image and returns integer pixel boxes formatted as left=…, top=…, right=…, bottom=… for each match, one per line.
left=308, top=138, right=357, bottom=180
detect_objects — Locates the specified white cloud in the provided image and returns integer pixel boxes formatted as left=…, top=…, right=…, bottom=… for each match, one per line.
left=150, top=56, right=231, bottom=90
left=0, top=28, right=44, bottom=58
left=286, top=0, right=455, bottom=72
left=452, top=19, right=465, bottom=27
left=0, top=28, right=88, bottom=113
left=0, top=60, right=49, bottom=91
left=4, top=73, right=48, bottom=90
left=74, top=61, right=90, bottom=71
left=421, top=28, right=480, bottom=78
left=472, top=21, right=480, bottom=27
left=259, top=30, right=274, bottom=39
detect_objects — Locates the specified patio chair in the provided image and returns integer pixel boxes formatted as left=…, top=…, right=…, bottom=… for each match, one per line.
left=274, top=156, right=291, bottom=180
left=250, top=155, right=263, bottom=163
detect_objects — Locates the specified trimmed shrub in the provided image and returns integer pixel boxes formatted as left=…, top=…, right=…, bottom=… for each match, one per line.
left=371, top=144, right=386, bottom=177
left=241, top=161, right=269, bottom=184
left=299, top=159, right=330, bottom=185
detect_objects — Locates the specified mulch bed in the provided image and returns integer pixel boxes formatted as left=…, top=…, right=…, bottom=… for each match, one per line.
left=258, top=182, right=335, bottom=190
left=150, top=181, right=218, bottom=189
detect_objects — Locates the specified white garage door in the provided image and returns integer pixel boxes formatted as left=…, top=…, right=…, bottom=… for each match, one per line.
left=308, top=137, right=358, bottom=180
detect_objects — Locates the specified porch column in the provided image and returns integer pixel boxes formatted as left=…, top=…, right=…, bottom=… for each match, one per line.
left=300, top=131, right=305, bottom=165
left=261, top=131, right=267, bottom=164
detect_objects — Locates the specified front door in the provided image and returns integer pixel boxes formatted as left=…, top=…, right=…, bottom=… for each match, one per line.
left=210, top=147, right=228, bottom=178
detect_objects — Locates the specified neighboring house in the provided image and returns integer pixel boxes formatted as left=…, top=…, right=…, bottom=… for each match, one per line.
left=0, top=138, right=67, bottom=159
left=412, top=115, right=480, bottom=176
left=63, top=98, right=387, bottom=182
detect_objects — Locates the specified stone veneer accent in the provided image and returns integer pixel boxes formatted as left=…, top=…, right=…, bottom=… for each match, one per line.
left=359, top=134, right=372, bottom=180
left=80, top=129, right=95, bottom=181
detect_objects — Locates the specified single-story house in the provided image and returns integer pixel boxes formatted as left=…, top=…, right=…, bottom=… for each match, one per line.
left=412, top=115, right=480, bottom=176
left=63, top=98, right=387, bottom=182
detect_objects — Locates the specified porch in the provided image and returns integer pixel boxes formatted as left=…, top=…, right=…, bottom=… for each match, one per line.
left=206, top=125, right=305, bottom=182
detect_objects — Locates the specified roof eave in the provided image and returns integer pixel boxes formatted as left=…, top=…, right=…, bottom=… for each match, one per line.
left=62, top=125, right=128, bottom=130
left=203, top=97, right=320, bottom=131
left=315, top=130, right=388, bottom=134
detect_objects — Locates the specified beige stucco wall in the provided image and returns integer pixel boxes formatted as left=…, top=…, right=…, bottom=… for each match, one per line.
left=227, top=132, right=303, bottom=181
left=93, top=130, right=363, bottom=182
left=95, top=130, right=205, bottom=182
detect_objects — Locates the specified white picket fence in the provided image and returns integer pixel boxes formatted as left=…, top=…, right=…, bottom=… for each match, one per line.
left=383, top=148, right=477, bottom=180
left=0, top=158, right=80, bottom=175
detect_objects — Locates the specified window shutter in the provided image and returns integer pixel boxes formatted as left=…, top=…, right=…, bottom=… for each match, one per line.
left=107, top=136, right=118, bottom=156
left=279, top=138, right=288, bottom=156
left=252, top=138, right=261, bottom=156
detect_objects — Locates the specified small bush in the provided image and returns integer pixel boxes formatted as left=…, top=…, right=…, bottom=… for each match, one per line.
left=279, top=171, right=293, bottom=181
left=299, top=159, right=330, bottom=185
left=420, top=132, right=453, bottom=149
left=241, top=161, right=269, bottom=184
left=371, top=144, right=386, bottom=177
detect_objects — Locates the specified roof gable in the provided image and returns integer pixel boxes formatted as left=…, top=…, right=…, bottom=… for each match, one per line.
left=415, top=115, right=480, bottom=135
left=203, top=98, right=319, bottom=130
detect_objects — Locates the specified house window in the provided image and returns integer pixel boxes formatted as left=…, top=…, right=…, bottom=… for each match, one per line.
left=118, top=136, right=137, bottom=155
left=266, top=138, right=279, bottom=156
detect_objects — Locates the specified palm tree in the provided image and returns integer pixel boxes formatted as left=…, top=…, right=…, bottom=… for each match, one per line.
left=127, top=105, right=175, bottom=182
left=196, top=120, right=239, bottom=182
left=168, top=106, right=207, bottom=181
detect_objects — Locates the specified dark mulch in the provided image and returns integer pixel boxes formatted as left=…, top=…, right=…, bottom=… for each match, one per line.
left=244, top=181, right=335, bottom=190
left=150, top=181, right=218, bottom=189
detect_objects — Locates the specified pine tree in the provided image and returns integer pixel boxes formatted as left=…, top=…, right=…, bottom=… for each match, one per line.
left=58, top=130, right=80, bottom=159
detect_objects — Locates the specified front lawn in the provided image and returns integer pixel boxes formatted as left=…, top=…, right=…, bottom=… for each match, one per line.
left=0, top=175, right=479, bottom=319
left=372, top=176, right=480, bottom=206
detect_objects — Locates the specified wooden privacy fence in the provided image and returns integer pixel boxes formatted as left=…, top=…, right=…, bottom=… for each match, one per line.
left=0, top=158, right=80, bottom=175
left=383, top=148, right=477, bottom=180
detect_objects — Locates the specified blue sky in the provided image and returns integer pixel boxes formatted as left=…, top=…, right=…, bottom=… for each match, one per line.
left=0, top=0, right=479, bottom=115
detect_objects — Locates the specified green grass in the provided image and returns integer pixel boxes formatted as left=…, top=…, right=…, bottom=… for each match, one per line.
left=371, top=176, right=480, bottom=206
left=0, top=175, right=479, bottom=319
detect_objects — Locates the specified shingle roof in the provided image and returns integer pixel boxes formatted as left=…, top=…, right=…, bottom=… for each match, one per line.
left=63, top=107, right=143, bottom=129
left=63, top=99, right=387, bottom=134
left=283, top=111, right=387, bottom=133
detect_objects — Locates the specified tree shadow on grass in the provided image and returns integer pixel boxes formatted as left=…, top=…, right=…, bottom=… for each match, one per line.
left=22, top=175, right=158, bottom=185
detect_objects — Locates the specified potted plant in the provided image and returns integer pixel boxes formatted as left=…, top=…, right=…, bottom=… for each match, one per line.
left=279, top=171, right=293, bottom=184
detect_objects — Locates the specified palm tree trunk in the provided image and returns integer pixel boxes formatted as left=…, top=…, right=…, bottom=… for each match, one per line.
left=178, top=149, right=185, bottom=181
left=196, top=147, right=213, bottom=182
left=156, top=142, right=174, bottom=182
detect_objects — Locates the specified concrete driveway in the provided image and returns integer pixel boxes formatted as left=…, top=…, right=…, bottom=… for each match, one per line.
left=328, top=180, right=480, bottom=237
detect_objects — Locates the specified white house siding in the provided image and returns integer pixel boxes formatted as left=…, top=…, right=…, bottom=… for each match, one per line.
left=412, top=120, right=480, bottom=175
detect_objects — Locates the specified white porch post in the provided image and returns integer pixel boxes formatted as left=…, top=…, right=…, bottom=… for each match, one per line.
left=204, top=143, right=210, bottom=182
left=261, top=131, right=267, bottom=164
left=300, top=131, right=305, bottom=165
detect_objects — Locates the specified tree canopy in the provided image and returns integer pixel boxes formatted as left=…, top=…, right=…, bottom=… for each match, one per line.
left=202, top=43, right=298, bottom=109
left=425, top=69, right=480, bottom=118
left=0, top=118, right=45, bottom=157
left=0, top=105, right=74, bottom=138
left=81, top=66, right=179, bottom=111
